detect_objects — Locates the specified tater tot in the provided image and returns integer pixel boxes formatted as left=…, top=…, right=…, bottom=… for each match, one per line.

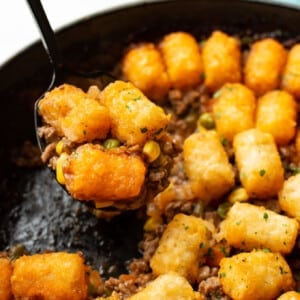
left=60, top=98, right=111, bottom=143
left=159, top=32, right=203, bottom=89
left=122, top=43, right=170, bottom=101
left=38, top=84, right=84, bottom=129
left=220, top=202, right=298, bottom=254
left=256, top=90, right=297, bottom=145
left=63, top=144, right=146, bottom=202
left=233, top=128, right=284, bottom=198
left=183, top=131, right=235, bottom=203
left=244, top=38, right=287, bottom=96
left=39, top=84, right=111, bottom=142
left=101, top=81, right=170, bottom=145
left=0, top=258, right=13, bottom=300
left=128, top=273, right=202, bottom=300
left=150, top=214, right=210, bottom=282
left=279, top=174, right=300, bottom=221
left=11, top=252, right=88, bottom=300
left=202, top=30, right=241, bottom=91
left=282, top=44, right=300, bottom=98
left=277, top=291, right=300, bottom=300
left=219, top=250, right=295, bottom=300
left=213, top=83, right=256, bottom=142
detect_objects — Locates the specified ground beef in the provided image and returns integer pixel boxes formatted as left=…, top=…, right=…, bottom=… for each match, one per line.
left=198, top=276, right=231, bottom=300
left=40, top=142, right=57, bottom=164
left=139, top=225, right=165, bottom=263
left=38, top=125, right=57, bottom=142
left=164, top=199, right=194, bottom=222
left=128, top=258, right=150, bottom=275
left=104, top=273, right=153, bottom=299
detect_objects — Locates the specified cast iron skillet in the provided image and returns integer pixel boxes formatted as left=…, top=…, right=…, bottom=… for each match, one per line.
left=0, top=0, right=300, bottom=277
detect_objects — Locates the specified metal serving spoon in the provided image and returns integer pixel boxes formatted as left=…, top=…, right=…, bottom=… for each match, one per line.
left=26, top=0, right=126, bottom=218
left=27, top=0, right=114, bottom=152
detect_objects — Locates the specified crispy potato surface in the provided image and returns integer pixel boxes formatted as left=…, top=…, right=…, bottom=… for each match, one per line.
left=0, top=258, right=13, bottom=300
left=183, top=131, right=235, bottom=203
left=282, top=44, right=300, bottom=98
left=101, top=81, right=170, bottom=145
left=128, top=273, right=202, bottom=300
left=39, top=84, right=110, bottom=142
left=202, top=30, right=241, bottom=91
left=220, top=202, right=298, bottom=254
left=219, top=250, right=295, bottom=300
left=11, top=252, right=88, bottom=300
left=233, top=128, right=284, bottom=198
left=279, top=174, right=300, bottom=221
left=213, top=83, right=256, bottom=142
left=63, top=144, right=146, bottom=202
left=277, top=291, right=300, bottom=300
left=244, top=38, right=287, bottom=96
left=256, top=90, right=297, bottom=145
left=159, top=31, right=203, bottom=89
left=150, top=214, right=210, bottom=282
left=122, top=43, right=170, bottom=101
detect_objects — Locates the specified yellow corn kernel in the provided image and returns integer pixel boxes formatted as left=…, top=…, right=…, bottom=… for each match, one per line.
left=197, top=112, right=215, bottom=130
left=144, top=217, right=160, bottom=232
left=143, top=140, right=161, bottom=162
left=55, top=140, right=64, bottom=155
left=56, top=153, right=68, bottom=185
left=94, top=201, right=114, bottom=209
left=228, top=187, right=249, bottom=203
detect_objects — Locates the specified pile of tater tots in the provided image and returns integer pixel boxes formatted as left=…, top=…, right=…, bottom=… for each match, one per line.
left=3, top=29, right=300, bottom=300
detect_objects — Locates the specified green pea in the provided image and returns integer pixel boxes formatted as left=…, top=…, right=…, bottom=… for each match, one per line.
left=103, top=139, right=120, bottom=149
left=217, top=202, right=232, bottom=219
left=198, top=112, right=215, bottom=129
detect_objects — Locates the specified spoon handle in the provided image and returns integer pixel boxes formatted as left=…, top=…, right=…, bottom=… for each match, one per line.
left=26, top=0, right=62, bottom=78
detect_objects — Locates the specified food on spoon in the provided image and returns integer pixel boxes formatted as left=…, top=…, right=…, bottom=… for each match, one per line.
left=62, top=144, right=146, bottom=203
left=150, top=213, right=210, bottom=282
left=212, top=83, right=256, bottom=142
left=282, top=44, right=300, bottom=98
left=38, top=80, right=172, bottom=214
left=0, top=258, right=13, bottom=300
left=11, top=252, right=88, bottom=300
left=233, top=128, right=284, bottom=198
left=183, top=130, right=235, bottom=203
left=38, top=84, right=111, bottom=143
left=122, top=43, right=170, bottom=101
left=220, top=202, right=299, bottom=254
left=202, top=30, right=241, bottom=91
left=100, top=80, right=170, bottom=145
left=159, top=31, right=203, bottom=89
left=128, top=273, right=202, bottom=300
left=218, top=250, right=295, bottom=300
left=244, top=38, right=287, bottom=96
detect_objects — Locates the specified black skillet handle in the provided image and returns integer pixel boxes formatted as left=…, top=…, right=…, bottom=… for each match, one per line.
left=26, top=0, right=62, bottom=77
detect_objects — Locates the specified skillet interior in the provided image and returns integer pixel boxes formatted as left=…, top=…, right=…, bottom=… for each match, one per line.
left=1, top=0, right=300, bottom=277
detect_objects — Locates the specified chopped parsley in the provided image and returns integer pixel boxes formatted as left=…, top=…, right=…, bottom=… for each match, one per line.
left=279, top=266, right=288, bottom=275
left=263, top=212, right=269, bottom=221
left=140, top=127, right=148, bottom=133
left=259, top=169, right=266, bottom=176
left=221, top=137, right=228, bottom=147
left=200, top=242, right=206, bottom=249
